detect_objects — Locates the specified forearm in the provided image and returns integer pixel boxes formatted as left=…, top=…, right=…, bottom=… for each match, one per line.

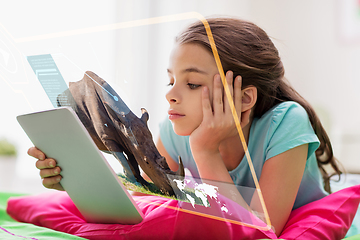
left=191, top=149, right=250, bottom=211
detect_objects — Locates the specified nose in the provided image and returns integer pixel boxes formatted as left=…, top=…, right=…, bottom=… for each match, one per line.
left=166, top=84, right=179, bottom=104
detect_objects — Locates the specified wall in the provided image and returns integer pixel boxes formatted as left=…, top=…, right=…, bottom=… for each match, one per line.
left=0, top=0, right=359, bottom=193
left=247, top=0, right=360, bottom=171
left=141, top=0, right=360, bottom=172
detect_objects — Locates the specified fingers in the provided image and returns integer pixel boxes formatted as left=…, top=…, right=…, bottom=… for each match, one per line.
left=38, top=162, right=64, bottom=190
left=234, top=75, right=242, bottom=117
left=28, top=146, right=64, bottom=191
left=38, top=166, right=61, bottom=178
left=27, top=146, right=45, bottom=160
left=212, top=74, right=223, bottom=115
left=40, top=165, right=64, bottom=191
left=35, top=157, right=57, bottom=170
left=204, top=71, right=243, bottom=129
left=33, top=154, right=62, bottom=182
left=214, top=71, right=241, bottom=112
left=201, top=86, right=213, bottom=121
left=42, top=178, right=64, bottom=191
left=216, top=71, right=242, bottom=117
left=29, top=146, right=58, bottom=170
left=223, top=71, right=234, bottom=114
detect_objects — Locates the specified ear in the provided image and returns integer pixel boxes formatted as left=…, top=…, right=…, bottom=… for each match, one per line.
left=241, top=86, right=257, bottom=112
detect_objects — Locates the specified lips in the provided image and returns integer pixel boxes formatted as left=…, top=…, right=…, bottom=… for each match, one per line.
left=168, top=109, right=185, bottom=120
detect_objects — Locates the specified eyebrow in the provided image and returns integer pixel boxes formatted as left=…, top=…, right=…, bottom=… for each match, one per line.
left=167, top=67, right=208, bottom=75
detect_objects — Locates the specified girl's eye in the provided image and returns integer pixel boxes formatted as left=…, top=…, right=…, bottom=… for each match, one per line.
left=187, top=83, right=201, bottom=89
left=167, top=82, right=174, bottom=87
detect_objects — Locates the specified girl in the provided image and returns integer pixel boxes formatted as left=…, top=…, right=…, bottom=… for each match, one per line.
left=28, top=17, right=341, bottom=236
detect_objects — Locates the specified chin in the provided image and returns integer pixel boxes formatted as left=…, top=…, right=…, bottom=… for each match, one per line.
left=172, top=125, right=192, bottom=137
left=173, top=129, right=191, bottom=136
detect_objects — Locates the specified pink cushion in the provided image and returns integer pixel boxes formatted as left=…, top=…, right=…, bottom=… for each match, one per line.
left=6, top=192, right=276, bottom=240
left=280, top=184, right=360, bottom=239
left=6, top=184, right=360, bottom=240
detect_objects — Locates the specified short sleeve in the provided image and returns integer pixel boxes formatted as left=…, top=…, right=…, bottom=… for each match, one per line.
left=265, top=102, right=320, bottom=161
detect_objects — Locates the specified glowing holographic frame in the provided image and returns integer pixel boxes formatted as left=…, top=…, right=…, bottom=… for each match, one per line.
left=4, top=12, right=271, bottom=230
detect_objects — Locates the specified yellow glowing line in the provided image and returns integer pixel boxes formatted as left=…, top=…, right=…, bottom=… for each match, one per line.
left=3, top=11, right=271, bottom=228
left=136, top=198, right=271, bottom=231
left=199, top=18, right=271, bottom=228
left=11, top=12, right=203, bottom=43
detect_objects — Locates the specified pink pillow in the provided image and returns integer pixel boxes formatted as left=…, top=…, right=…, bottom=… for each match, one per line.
left=6, top=192, right=276, bottom=240
left=6, top=185, right=360, bottom=240
left=280, top=184, right=360, bottom=239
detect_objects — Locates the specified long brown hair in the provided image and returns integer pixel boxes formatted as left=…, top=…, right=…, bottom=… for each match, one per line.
left=175, top=17, right=341, bottom=193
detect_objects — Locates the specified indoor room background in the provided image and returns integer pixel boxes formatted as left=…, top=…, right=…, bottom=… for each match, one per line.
left=0, top=0, right=359, bottom=194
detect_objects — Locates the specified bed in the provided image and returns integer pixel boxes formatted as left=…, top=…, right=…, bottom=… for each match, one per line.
left=1, top=174, right=360, bottom=240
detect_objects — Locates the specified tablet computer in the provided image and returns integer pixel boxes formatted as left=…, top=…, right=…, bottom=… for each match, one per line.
left=17, top=107, right=144, bottom=224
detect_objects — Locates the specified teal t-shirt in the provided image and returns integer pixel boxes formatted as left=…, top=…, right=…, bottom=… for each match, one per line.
left=160, top=101, right=327, bottom=209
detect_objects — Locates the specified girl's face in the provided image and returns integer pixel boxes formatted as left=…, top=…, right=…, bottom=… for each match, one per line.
left=166, top=43, right=219, bottom=136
